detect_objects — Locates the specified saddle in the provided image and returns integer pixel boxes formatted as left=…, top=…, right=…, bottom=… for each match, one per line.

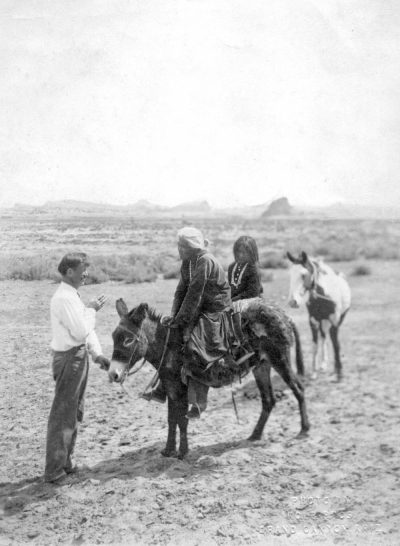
left=181, top=309, right=255, bottom=389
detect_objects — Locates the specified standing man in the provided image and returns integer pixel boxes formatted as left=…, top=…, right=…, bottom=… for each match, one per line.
left=45, top=252, right=110, bottom=484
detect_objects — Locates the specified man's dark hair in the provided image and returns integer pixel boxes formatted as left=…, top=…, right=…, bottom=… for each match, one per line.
left=233, top=236, right=260, bottom=264
left=58, top=252, right=90, bottom=276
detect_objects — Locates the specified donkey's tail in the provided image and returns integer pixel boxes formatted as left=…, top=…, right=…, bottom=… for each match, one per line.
left=292, top=323, right=305, bottom=377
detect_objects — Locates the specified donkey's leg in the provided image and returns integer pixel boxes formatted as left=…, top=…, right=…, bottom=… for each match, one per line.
left=177, top=395, right=189, bottom=459
left=329, top=325, right=343, bottom=381
left=161, top=397, right=178, bottom=457
left=272, top=349, right=310, bottom=437
left=309, top=318, right=319, bottom=380
left=248, top=359, right=276, bottom=441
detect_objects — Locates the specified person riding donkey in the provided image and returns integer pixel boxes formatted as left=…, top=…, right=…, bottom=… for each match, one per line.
left=142, top=227, right=251, bottom=419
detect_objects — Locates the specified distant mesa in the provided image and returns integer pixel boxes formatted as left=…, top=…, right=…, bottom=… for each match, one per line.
left=169, top=200, right=211, bottom=213
left=42, top=199, right=108, bottom=211
left=39, top=199, right=163, bottom=214
left=3, top=197, right=399, bottom=219
left=8, top=198, right=212, bottom=217
left=261, top=197, right=292, bottom=217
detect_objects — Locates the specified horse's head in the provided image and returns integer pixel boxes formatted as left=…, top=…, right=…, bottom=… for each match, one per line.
left=286, top=251, right=317, bottom=308
left=108, top=299, right=150, bottom=383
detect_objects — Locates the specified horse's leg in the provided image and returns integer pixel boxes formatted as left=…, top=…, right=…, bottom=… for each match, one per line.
left=272, top=348, right=310, bottom=437
left=309, top=318, right=319, bottom=380
left=248, top=357, right=276, bottom=441
left=329, top=325, right=343, bottom=381
left=161, top=397, right=178, bottom=457
left=320, top=320, right=331, bottom=372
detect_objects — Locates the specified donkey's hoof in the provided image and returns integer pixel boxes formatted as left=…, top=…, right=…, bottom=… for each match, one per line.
left=247, top=434, right=262, bottom=442
left=177, top=450, right=188, bottom=460
left=296, top=429, right=309, bottom=440
left=161, top=448, right=178, bottom=458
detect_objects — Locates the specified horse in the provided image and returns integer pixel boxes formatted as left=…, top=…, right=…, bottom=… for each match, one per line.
left=286, top=251, right=351, bottom=381
left=108, top=298, right=310, bottom=459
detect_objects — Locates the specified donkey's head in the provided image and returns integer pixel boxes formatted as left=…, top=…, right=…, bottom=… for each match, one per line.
left=108, top=300, right=150, bottom=383
left=286, top=251, right=317, bottom=308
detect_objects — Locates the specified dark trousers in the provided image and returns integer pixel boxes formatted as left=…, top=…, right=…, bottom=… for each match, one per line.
left=45, top=345, right=88, bottom=482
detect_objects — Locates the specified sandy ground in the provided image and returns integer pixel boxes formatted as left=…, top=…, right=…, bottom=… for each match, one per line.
left=0, top=262, right=399, bottom=545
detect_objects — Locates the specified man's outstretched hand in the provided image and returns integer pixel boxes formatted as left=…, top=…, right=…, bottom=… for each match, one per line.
left=95, top=355, right=110, bottom=370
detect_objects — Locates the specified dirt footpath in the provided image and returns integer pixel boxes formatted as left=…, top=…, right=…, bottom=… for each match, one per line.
left=0, top=266, right=399, bottom=545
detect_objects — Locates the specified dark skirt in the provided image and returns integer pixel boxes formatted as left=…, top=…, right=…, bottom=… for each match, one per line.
left=187, top=311, right=230, bottom=367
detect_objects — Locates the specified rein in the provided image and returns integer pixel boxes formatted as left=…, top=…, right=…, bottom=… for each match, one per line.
left=118, top=324, right=146, bottom=387
left=141, top=326, right=171, bottom=396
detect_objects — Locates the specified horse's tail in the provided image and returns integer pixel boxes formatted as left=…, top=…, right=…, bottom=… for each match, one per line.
left=292, top=322, right=305, bottom=377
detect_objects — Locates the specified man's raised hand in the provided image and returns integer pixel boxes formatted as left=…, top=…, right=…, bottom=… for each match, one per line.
left=88, top=294, right=108, bottom=311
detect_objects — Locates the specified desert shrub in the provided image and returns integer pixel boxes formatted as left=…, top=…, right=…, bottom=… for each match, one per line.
left=151, top=253, right=178, bottom=274
left=91, top=255, right=132, bottom=281
left=163, top=267, right=180, bottom=280
left=323, top=242, right=358, bottom=262
left=123, top=264, right=158, bottom=284
left=362, top=241, right=400, bottom=260
left=85, top=266, right=110, bottom=284
left=314, top=245, right=331, bottom=257
left=6, top=255, right=59, bottom=281
left=259, top=251, right=288, bottom=269
left=260, top=269, right=274, bottom=282
left=351, top=264, right=372, bottom=276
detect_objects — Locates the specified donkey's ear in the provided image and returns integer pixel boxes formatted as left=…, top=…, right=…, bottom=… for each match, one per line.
left=128, top=302, right=149, bottom=324
left=116, top=298, right=129, bottom=317
left=287, top=251, right=301, bottom=264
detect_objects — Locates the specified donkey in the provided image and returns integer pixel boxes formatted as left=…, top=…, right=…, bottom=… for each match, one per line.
left=108, top=298, right=310, bottom=459
left=287, top=251, right=351, bottom=381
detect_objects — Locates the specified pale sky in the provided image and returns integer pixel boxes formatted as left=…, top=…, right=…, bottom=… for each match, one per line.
left=1, top=0, right=400, bottom=208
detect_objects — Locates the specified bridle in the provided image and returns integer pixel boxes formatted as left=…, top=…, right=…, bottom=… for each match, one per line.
left=115, top=321, right=171, bottom=397
left=117, top=324, right=147, bottom=385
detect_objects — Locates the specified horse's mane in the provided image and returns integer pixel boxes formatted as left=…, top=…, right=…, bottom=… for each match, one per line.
left=310, top=257, right=335, bottom=276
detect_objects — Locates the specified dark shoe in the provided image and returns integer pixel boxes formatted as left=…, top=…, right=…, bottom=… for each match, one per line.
left=141, top=391, right=166, bottom=404
left=186, top=405, right=202, bottom=420
left=64, top=465, right=78, bottom=475
left=65, top=464, right=90, bottom=475
left=46, top=472, right=78, bottom=485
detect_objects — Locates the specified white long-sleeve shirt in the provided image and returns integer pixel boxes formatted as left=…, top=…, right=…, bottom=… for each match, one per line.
left=50, top=281, right=102, bottom=360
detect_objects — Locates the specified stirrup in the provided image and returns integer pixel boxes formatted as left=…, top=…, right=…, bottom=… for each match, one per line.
left=140, top=391, right=166, bottom=404
left=235, top=351, right=255, bottom=366
left=186, top=403, right=202, bottom=420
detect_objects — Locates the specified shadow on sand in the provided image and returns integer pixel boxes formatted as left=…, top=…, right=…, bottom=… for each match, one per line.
left=0, top=437, right=256, bottom=516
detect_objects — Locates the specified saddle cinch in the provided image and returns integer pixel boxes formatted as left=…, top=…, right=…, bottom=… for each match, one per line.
left=181, top=309, right=255, bottom=389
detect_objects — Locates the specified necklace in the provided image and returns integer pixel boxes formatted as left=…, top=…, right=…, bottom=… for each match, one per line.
left=231, top=262, right=248, bottom=288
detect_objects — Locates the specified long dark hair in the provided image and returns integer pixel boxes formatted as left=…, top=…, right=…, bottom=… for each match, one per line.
left=233, top=236, right=260, bottom=264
